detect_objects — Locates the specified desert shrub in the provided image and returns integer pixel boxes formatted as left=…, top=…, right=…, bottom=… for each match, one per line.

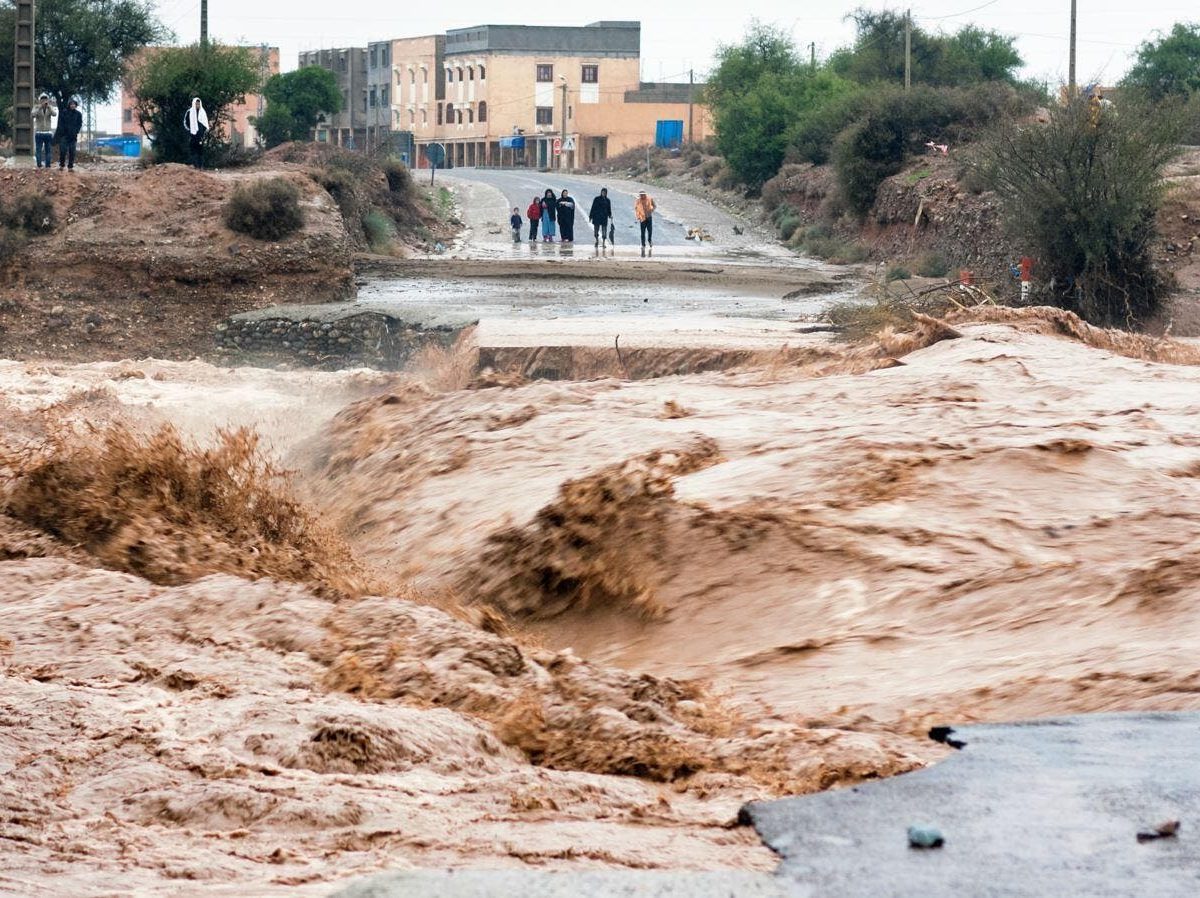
left=362, top=210, right=395, bottom=253
left=777, top=211, right=803, bottom=241
left=0, top=229, right=25, bottom=264
left=382, top=157, right=413, bottom=197
left=885, top=264, right=912, bottom=282
left=223, top=177, right=304, bottom=241
left=978, top=96, right=1179, bottom=327
left=760, top=177, right=784, bottom=211
left=915, top=252, right=951, bottom=277
left=684, top=146, right=703, bottom=167
left=317, top=166, right=360, bottom=221
left=712, top=164, right=738, bottom=191
left=4, top=191, right=56, bottom=234
left=793, top=225, right=869, bottom=263
left=699, top=158, right=723, bottom=184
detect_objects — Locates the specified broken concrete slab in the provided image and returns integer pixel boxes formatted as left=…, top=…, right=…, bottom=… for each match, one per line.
left=743, top=712, right=1200, bottom=897
left=326, top=870, right=786, bottom=898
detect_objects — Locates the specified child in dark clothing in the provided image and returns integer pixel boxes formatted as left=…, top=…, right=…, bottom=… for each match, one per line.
left=510, top=207, right=522, bottom=242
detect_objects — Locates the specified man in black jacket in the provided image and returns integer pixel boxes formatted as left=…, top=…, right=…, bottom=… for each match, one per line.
left=55, top=98, right=84, bottom=171
left=588, top=187, right=613, bottom=248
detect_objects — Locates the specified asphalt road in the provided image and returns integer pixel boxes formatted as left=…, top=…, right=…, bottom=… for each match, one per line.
left=439, top=167, right=690, bottom=247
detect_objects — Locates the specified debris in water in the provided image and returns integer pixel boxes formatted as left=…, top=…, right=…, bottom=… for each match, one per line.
left=1137, top=820, right=1180, bottom=842
left=907, top=825, right=944, bottom=848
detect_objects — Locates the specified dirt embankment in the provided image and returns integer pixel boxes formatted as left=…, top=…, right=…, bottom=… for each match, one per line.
left=0, top=150, right=455, bottom=363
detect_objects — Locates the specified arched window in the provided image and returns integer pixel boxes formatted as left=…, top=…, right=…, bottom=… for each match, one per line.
left=445, top=103, right=454, bottom=124
left=423, top=69, right=428, bottom=83
left=456, top=67, right=463, bottom=82
left=456, top=109, right=463, bottom=124
left=468, top=66, right=474, bottom=81
left=478, top=101, right=487, bottom=123
left=467, top=107, right=474, bottom=124
left=421, top=109, right=427, bottom=124
left=410, top=70, right=415, bottom=84
left=409, top=109, right=415, bottom=124
left=479, top=65, right=486, bottom=80
left=446, top=69, right=453, bottom=83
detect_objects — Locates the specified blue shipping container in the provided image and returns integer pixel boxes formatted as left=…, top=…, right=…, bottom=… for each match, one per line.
left=655, top=120, right=684, bottom=149
left=94, top=136, right=142, bottom=157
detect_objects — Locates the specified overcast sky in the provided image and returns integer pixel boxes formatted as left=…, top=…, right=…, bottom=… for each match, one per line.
left=101, top=1, right=1197, bottom=131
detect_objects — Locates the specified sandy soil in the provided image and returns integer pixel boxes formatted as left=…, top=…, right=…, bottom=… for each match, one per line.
left=7, top=308, right=1200, bottom=894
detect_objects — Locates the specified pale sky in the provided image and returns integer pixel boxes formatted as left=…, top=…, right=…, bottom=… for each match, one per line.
left=100, top=1, right=1198, bottom=131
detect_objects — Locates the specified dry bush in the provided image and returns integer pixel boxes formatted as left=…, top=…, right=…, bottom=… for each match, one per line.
left=0, top=422, right=368, bottom=597
left=223, top=178, right=304, bottom=241
left=3, top=191, right=56, bottom=234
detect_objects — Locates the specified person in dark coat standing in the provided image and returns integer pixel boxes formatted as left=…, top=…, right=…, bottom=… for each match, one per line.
left=539, top=188, right=558, bottom=242
left=588, top=187, right=613, bottom=248
left=556, top=189, right=577, bottom=243
left=54, top=98, right=84, bottom=171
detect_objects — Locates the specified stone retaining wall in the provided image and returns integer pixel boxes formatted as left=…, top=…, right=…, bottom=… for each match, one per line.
left=215, top=312, right=462, bottom=369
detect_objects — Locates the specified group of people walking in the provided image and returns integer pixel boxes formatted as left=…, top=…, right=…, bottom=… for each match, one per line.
left=31, top=93, right=84, bottom=171
left=510, top=186, right=657, bottom=252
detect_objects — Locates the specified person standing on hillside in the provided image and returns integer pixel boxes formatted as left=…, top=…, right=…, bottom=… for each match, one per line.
left=588, top=187, right=613, bottom=249
left=539, top=188, right=558, bottom=242
left=54, top=98, right=83, bottom=171
left=526, top=196, right=542, bottom=241
left=557, top=189, right=577, bottom=243
left=634, top=189, right=656, bottom=255
left=184, top=97, right=209, bottom=169
left=32, top=94, right=56, bottom=169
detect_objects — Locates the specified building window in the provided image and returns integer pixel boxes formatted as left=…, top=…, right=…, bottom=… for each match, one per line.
left=468, top=66, right=474, bottom=81
left=342, top=89, right=349, bottom=109
left=362, top=93, right=367, bottom=113
left=421, top=109, right=427, bottom=124
left=437, top=103, right=443, bottom=125
left=339, top=55, right=347, bottom=73
left=456, top=67, right=463, bottom=82
left=423, top=69, right=428, bottom=83
left=381, top=85, right=389, bottom=105
left=582, top=65, right=598, bottom=83
left=446, top=103, right=454, bottom=124
left=123, top=108, right=132, bottom=122
left=457, top=109, right=463, bottom=124
left=467, top=107, right=474, bottom=124
left=369, top=87, right=377, bottom=108
left=479, top=65, right=486, bottom=80
left=478, top=101, right=487, bottom=123
left=409, top=109, right=415, bottom=124
left=535, top=106, right=553, bottom=125
left=446, top=69, right=453, bottom=83
left=369, top=47, right=377, bottom=68
left=536, top=64, right=553, bottom=82
left=410, top=69, right=416, bottom=84
left=382, top=47, right=389, bottom=66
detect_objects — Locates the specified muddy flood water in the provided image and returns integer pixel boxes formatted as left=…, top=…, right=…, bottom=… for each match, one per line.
left=5, top=306, right=1200, bottom=895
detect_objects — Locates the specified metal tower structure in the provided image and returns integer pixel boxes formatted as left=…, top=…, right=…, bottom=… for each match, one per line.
left=13, top=0, right=35, bottom=156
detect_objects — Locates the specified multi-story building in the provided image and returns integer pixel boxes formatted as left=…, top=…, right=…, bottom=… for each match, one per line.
left=297, top=46, right=368, bottom=148
left=302, top=22, right=709, bottom=169
left=120, top=45, right=280, bottom=147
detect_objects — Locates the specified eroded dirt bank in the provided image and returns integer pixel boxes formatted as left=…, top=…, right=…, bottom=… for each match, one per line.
left=6, top=308, right=1200, bottom=894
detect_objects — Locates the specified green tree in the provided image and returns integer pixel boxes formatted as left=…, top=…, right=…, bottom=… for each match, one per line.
left=254, top=66, right=342, bottom=147
left=1122, top=23, right=1200, bottom=101
left=128, top=43, right=260, bottom=163
left=979, top=97, right=1180, bottom=327
left=0, top=0, right=167, bottom=132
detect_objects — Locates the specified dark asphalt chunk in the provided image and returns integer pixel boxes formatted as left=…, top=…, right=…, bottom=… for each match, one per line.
left=742, top=712, right=1200, bottom=897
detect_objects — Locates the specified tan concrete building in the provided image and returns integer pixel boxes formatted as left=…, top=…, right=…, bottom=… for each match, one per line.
left=365, top=35, right=444, bottom=159
left=400, top=22, right=708, bottom=170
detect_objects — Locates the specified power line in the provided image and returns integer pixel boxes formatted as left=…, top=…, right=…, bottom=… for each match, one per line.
left=916, top=0, right=1002, bottom=22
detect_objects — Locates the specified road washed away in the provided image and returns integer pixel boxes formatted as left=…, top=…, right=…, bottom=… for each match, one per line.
left=4, top=307, right=1200, bottom=895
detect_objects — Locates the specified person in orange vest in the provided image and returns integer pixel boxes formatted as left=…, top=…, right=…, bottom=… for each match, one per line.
left=634, top=189, right=655, bottom=255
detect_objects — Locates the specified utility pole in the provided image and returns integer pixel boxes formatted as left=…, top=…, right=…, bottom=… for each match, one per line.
left=687, top=69, right=694, bottom=144
left=809, top=41, right=816, bottom=71
left=904, top=10, right=912, bottom=91
left=560, top=78, right=567, bottom=171
left=1068, top=0, right=1077, bottom=98
left=200, top=0, right=208, bottom=49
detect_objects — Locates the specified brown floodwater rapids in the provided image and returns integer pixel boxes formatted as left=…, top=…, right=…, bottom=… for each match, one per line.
left=5, top=308, right=1200, bottom=895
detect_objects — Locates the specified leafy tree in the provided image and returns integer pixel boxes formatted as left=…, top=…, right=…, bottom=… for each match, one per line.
left=128, top=43, right=260, bottom=163
left=979, top=97, right=1180, bottom=327
left=1122, top=23, right=1200, bottom=101
left=830, top=9, right=1020, bottom=87
left=256, top=66, right=342, bottom=146
left=0, top=0, right=167, bottom=109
